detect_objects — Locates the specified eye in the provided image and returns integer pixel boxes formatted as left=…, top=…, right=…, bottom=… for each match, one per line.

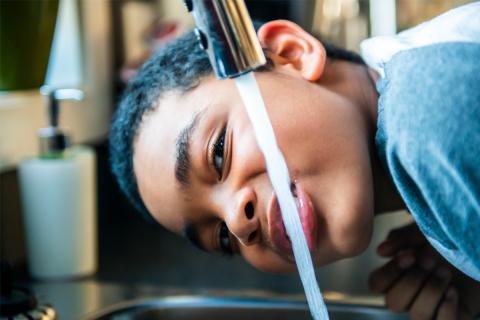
left=212, top=127, right=226, bottom=178
left=218, top=221, right=233, bottom=256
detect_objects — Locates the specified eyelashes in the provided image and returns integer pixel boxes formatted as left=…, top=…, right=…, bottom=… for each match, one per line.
left=211, top=127, right=226, bottom=178
left=218, top=221, right=234, bottom=256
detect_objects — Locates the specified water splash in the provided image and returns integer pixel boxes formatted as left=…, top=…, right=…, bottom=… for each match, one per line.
left=234, top=72, right=329, bottom=320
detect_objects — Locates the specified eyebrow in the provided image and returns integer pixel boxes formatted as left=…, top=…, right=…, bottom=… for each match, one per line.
left=183, top=223, right=207, bottom=252
left=174, top=110, right=205, bottom=189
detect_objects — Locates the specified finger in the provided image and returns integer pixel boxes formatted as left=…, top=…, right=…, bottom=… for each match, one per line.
left=384, top=266, right=429, bottom=312
left=393, top=245, right=439, bottom=271
left=369, top=259, right=405, bottom=293
left=378, top=225, right=424, bottom=257
left=394, top=250, right=416, bottom=269
left=409, top=267, right=452, bottom=320
left=418, top=254, right=438, bottom=272
left=415, top=244, right=445, bottom=274
left=377, top=239, right=407, bottom=257
left=436, top=287, right=457, bottom=320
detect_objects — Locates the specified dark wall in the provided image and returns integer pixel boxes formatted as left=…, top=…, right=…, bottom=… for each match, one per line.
left=0, top=169, right=27, bottom=265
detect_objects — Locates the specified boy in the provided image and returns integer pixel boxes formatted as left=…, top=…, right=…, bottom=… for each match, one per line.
left=110, top=4, right=480, bottom=319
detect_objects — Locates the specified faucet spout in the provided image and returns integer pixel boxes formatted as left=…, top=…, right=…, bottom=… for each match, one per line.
left=185, top=0, right=267, bottom=79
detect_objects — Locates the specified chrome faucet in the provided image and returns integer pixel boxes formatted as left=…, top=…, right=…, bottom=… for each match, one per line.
left=184, top=0, right=267, bottom=79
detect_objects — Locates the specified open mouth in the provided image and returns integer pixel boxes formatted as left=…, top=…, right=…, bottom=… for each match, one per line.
left=267, top=182, right=318, bottom=258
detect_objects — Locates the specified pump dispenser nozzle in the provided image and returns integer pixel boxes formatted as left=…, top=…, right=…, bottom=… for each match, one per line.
left=38, top=86, right=84, bottom=157
left=185, top=0, right=267, bottom=79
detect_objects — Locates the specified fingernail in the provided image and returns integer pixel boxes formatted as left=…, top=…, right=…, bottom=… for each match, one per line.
left=398, top=254, right=415, bottom=269
left=436, top=267, right=451, bottom=279
left=420, top=257, right=435, bottom=271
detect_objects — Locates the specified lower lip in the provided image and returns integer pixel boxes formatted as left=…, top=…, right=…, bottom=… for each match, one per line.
left=270, top=185, right=318, bottom=256
left=296, top=184, right=318, bottom=252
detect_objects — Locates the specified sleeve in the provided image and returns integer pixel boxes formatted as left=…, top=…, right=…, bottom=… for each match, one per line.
left=377, top=42, right=480, bottom=279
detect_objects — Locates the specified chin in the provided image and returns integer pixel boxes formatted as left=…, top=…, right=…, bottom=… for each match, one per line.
left=334, top=194, right=375, bottom=258
left=338, top=218, right=373, bottom=258
left=314, top=218, right=373, bottom=267
left=312, top=240, right=370, bottom=268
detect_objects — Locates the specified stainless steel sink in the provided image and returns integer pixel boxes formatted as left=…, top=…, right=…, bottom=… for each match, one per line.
left=84, top=296, right=408, bottom=320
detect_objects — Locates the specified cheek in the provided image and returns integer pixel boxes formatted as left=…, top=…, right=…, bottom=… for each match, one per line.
left=326, top=133, right=374, bottom=256
left=327, top=172, right=373, bottom=253
left=262, top=86, right=352, bottom=177
left=267, top=90, right=374, bottom=261
left=310, top=139, right=374, bottom=262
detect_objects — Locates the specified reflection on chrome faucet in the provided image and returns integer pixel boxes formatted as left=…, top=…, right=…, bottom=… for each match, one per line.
left=184, top=0, right=266, bottom=79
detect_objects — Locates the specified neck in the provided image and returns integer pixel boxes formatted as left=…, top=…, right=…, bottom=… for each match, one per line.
left=322, top=59, right=406, bottom=214
left=371, top=150, right=406, bottom=214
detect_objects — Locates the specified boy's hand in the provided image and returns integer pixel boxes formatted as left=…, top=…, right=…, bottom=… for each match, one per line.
left=368, top=222, right=480, bottom=320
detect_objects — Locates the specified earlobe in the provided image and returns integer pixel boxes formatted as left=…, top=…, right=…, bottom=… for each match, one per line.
left=258, top=20, right=326, bottom=81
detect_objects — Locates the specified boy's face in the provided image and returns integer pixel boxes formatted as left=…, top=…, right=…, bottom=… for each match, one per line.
left=133, top=21, right=375, bottom=273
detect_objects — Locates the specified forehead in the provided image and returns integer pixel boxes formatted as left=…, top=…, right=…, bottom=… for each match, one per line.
left=134, top=93, right=193, bottom=231
left=132, top=76, right=237, bottom=231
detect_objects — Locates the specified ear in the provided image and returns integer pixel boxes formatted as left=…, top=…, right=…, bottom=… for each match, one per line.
left=258, top=20, right=326, bottom=81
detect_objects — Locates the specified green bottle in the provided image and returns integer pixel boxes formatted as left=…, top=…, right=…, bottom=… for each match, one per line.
left=0, top=0, right=59, bottom=91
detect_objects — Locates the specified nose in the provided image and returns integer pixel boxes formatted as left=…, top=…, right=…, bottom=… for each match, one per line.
left=225, top=187, right=261, bottom=246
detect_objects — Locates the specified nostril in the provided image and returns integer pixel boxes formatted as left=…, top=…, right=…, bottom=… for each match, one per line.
left=248, top=230, right=257, bottom=243
left=245, top=202, right=254, bottom=219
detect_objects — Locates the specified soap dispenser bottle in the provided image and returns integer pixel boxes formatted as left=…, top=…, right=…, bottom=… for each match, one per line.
left=18, top=87, right=97, bottom=279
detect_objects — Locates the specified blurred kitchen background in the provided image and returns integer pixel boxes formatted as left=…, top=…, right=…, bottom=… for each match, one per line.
left=0, top=0, right=475, bottom=318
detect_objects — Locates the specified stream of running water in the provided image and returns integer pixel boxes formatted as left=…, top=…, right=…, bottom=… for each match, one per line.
left=234, top=72, right=329, bottom=320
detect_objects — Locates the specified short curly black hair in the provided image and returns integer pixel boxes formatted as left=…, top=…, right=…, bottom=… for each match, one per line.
left=109, top=28, right=364, bottom=222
